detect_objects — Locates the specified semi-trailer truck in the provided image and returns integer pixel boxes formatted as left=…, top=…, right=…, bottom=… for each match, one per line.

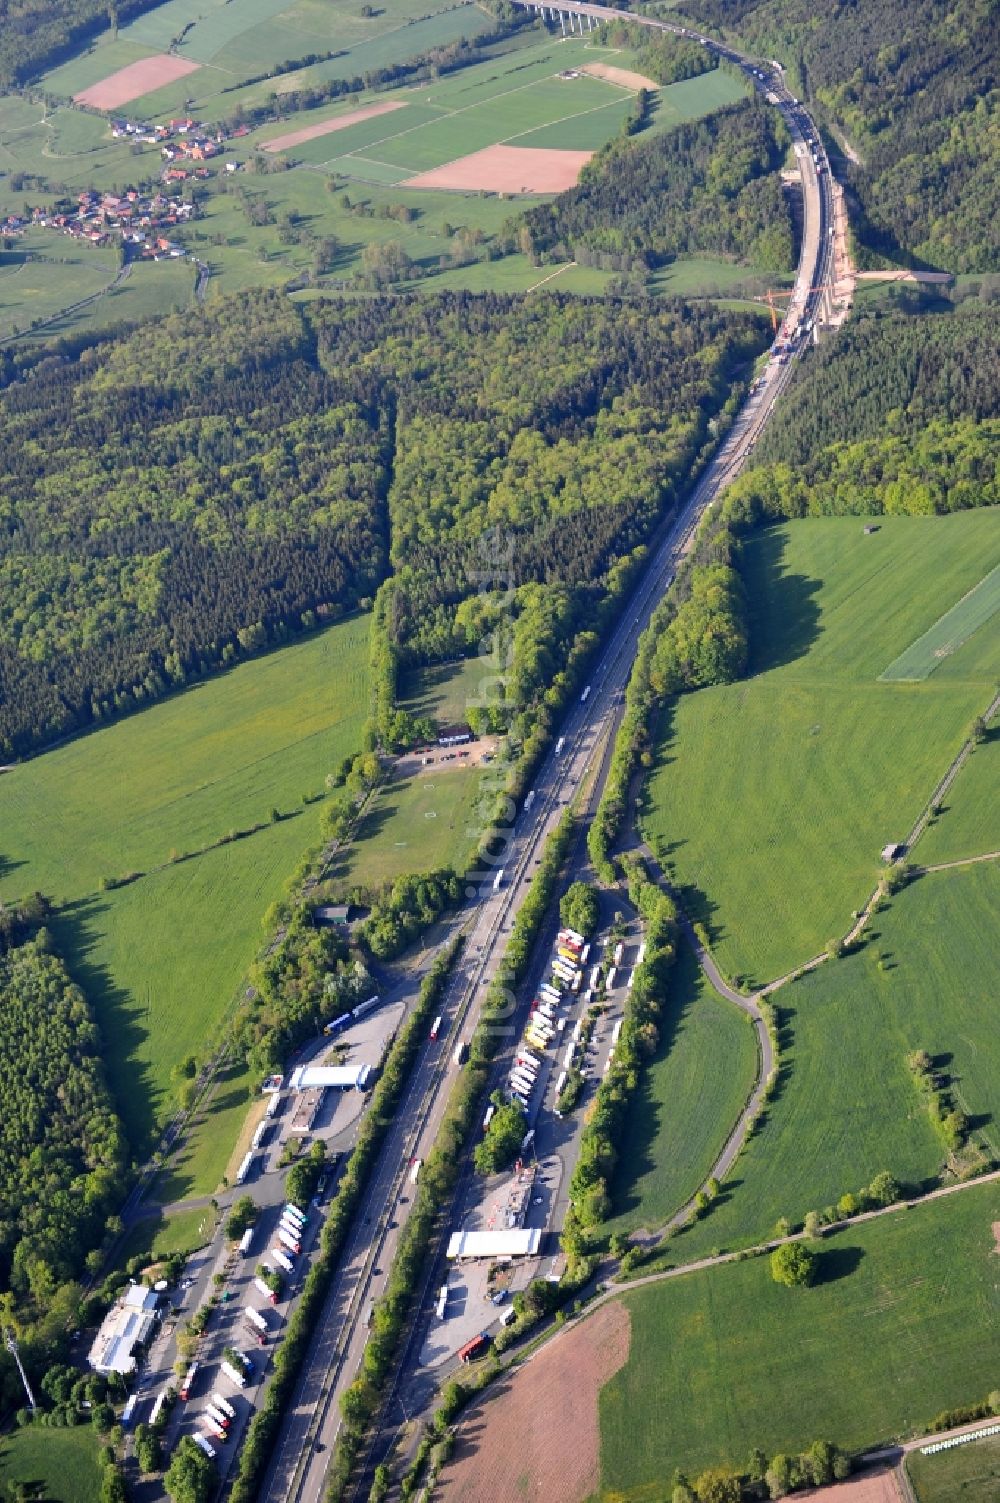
left=211, top=1392, right=236, bottom=1420
left=458, top=1332, right=491, bottom=1363
left=254, top=1277, right=279, bottom=1305
left=271, top=1248, right=295, bottom=1275
left=245, top=1306, right=269, bottom=1334
left=278, top=1227, right=301, bottom=1255
left=180, top=1363, right=199, bottom=1401
left=193, top=1433, right=216, bottom=1460
left=220, top=1361, right=247, bottom=1389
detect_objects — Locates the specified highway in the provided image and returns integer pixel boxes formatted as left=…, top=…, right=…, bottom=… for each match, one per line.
left=256, top=26, right=835, bottom=1503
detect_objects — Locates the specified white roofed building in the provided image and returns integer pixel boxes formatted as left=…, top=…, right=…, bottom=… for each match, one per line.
left=88, top=1284, right=159, bottom=1375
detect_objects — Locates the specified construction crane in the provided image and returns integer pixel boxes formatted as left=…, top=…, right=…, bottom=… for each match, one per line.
left=762, top=285, right=830, bottom=333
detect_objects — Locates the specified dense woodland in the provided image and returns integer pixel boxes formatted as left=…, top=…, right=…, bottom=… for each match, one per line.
left=517, top=99, right=793, bottom=274
left=0, top=0, right=162, bottom=86
left=593, top=21, right=715, bottom=86
left=685, top=0, right=999, bottom=271
left=733, top=309, right=1000, bottom=518
left=0, top=289, right=765, bottom=759
left=0, top=910, right=126, bottom=1380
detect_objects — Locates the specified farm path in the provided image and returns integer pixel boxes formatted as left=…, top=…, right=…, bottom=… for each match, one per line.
left=919, top=849, right=1000, bottom=874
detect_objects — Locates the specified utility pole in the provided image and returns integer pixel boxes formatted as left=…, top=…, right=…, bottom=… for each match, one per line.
left=3, top=1328, right=38, bottom=1411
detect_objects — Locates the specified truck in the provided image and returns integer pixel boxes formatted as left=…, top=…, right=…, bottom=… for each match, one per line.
left=409, top=1157, right=423, bottom=1183
left=238, top=1227, right=254, bottom=1257
left=211, top=1392, right=236, bottom=1421
left=436, top=1284, right=448, bottom=1320
left=271, top=1248, right=295, bottom=1275
left=254, top=1276, right=279, bottom=1305
left=352, top=994, right=381, bottom=1021
left=280, top=1210, right=304, bottom=1236
left=205, top=1403, right=231, bottom=1432
left=220, top=1361, right=247, bottom=1390
left=563, top=1042, right=575, bottom=1070
left=554, top=1070, right=567, bottom=1096
left=540, top=983, right=561, bottom=1003
left=180, top=1363, right=200, bottom=1401
left=580, top=684, right=591, bottom=703
left=493, top=868, right=504, bottom=893
left=458, top=1332, right=491, bottom=1364
left=554, top=737, right=565, bottom=756
left=193, top=1433, right=217, bottom=1461
left=605, top=966, right=617, bottom=992
left=278, top=1227, right=301, bottom=1255
left=510, top=1070, right=535, bottom=1094
left=452, top=1040, right=467, bottom=1068
left=235, top=1151, right=255, bottom=1185
left=523, top=790, right=535, bottom=812
left=557, top=946, right=579, bottom=964
left=429, top=1014, right=443, bottom=1041
left=482, top=1104, right=495, bottom=1133
left=579, top=943, right=591, bottom=965
left=570, top=971, right=583, bottom=994
left=559, top=928, right=585, bottom=948
left=250, top=1120, right=270, bottom=1151
left=244, top=1306, right=269, bottom=1334
left=283, top=1202, right=307, bottom=1224
left=613, top=942, right=624, bottom=966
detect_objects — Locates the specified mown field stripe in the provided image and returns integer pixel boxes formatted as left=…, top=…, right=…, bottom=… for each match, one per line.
left=879, top=561, right=1000, bottom=681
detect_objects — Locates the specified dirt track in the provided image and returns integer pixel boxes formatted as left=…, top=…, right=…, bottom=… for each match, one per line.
left=437, top=1301, right=630, bottom=1503
left=74, top=53, right=200, bottom=109
left=797, top=1466, right=903, bottom=1503
left=404, top=144, right=592, bottom=194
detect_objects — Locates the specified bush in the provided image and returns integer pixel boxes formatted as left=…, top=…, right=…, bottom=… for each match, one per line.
left=559, top=880, right=599, bottom=938
left=770, top=1243, right=816, bottom=1288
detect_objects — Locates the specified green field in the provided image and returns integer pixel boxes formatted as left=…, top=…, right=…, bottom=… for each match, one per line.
left=118, top=1203, right=216, bottom=1266
left=662, top=860, right=1000, bottom=1263
left=602, top=946, right=759, bottom=1236
left=908, top=1433, right=1000, bottom=1503
left=401, top=657, right=497, bottom=728
left=0, top=230, right=119, bottom=340
left=641, top=514, right=1000, bottom=984
left=880, top=562, right=1000, bottom=681
left=327, top=765, right=486, bottom=890
left=598, top=1180, right=1000, bottom=1493
left=1, top=617, right=369, bottom=1159
left=0, top=1427, right=104, bottom=1503
left=918, top=726, right=1000, bottom=866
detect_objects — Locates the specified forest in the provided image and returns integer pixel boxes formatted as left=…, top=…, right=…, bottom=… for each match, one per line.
left=730, top=308, right=1000, bottom=520
left=686, top=0, right=999, bottom=271
left=516, top=98, right=793, bottom=274
left=592, top=20, right=716, bottom=86
left=0, top=0, right=162, bottom=85
left=0, top=905, right=126, bottom=1381
left=0, top=289, right=767, bottom=760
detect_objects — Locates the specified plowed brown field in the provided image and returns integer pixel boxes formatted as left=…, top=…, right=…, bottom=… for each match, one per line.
left=74, top=54, right=201, bottom=109
left=436, top=1301, right=631, bottom=1503
left=404, top=144, right=592, bottom=193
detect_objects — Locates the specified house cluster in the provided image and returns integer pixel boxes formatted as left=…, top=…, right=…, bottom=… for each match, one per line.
left=3, top=185, right=192, bottom=259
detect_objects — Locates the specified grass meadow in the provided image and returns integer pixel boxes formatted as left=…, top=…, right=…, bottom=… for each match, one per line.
left=908, top=1433, right=1000, bottom=1503
left=918, top=722, right=1000, bottom=865
left=641, top=513, right=1000, bottom=985
left=662, top=859, right=1000, bottom=1262
left=602, top=945, right=759, bottom=1236
left=327, top=765, right=486, bottom=890
left=2, top=617, right=369, bottom=1160
left=401, top=656, right=496, bottom=727
left=0, top=1428, right=103, bottom=1503
left=597, top=1180, right=1000, bottom=1492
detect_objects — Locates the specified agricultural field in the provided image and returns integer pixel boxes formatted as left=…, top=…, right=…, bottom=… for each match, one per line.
left=665, top=859, right=1000, bottom=1263
left=0, top=228, right=119, bottom=339
left=0, top=1427, right=104, bottom=1503
left=907, top=1433, right=1000, bottom=1503
left=1, top=616, right=369, bottom=1158
left=597, top=1180, right=1000, bottom=1490
left=918, top=723, right=1000, bottom=866
left=602, top=946, right=758, bottom=1236
left=641, top=513, right=1000, bottom=985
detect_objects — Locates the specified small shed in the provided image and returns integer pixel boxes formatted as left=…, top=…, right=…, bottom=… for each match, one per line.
left=863, top=525, right=879, bottom=535
left=314, top=903, right=351, bottom=926
left=881, top=843, right=902, bottom=862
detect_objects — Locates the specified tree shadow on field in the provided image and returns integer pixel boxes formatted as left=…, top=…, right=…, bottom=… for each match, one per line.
left=53, top=895, right=159, bottom=1160
left=741, top=529, right=823, bottom=675
left=814, top=1244, right=864, bottom=1285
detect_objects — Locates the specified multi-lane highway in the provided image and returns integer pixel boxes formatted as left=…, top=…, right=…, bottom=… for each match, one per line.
left=255, top=28, right=835, bottom=1503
